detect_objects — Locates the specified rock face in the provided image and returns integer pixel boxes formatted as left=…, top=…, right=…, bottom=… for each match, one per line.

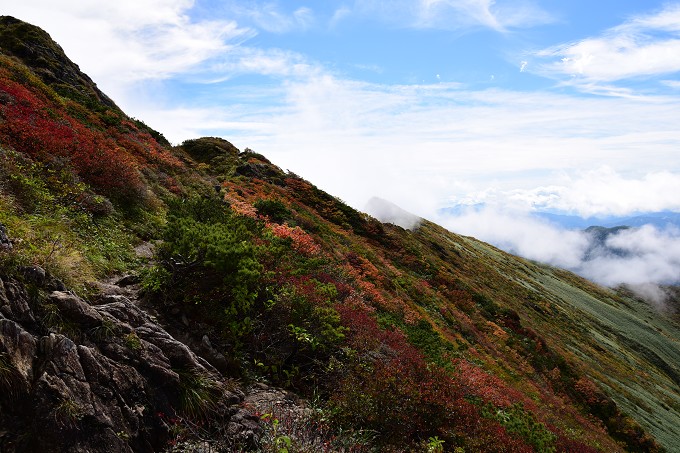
left=0, top=269, right=261, bottom=452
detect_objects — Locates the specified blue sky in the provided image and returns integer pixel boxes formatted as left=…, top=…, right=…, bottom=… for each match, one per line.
left=5, top=0, right=680, bottom=221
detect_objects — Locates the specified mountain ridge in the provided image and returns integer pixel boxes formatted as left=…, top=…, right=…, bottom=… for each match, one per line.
left=0, top=15, right=118, bottom=112
left=1, top=16, right=678, bottom=452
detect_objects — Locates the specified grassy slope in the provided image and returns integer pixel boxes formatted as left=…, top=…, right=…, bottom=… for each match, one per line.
left=418, top=222, right=680, bottom=450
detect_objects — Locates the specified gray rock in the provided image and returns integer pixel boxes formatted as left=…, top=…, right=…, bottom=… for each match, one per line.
left=50, top=291, right=103, bottom=328
left=20, top=265, right=46, bottom=286
left=0, top=277, right=35, bottom=323
left=136, top=323, right=206, bottom=370
left=0, top=318, right=36, bottom=384
left=94, top=298, right=148, bottom=327
left=0, top=223, right=11, bottom=251
left=115, top=274, right=140, bottom=287
left=0, top=271, right=259, bottom=452
left=201, top=334, right=212, bottom=349
left=0, top=277, right=11, bottom=317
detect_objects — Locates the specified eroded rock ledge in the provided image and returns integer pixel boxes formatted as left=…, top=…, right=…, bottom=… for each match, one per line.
left=0, top=267, right=263, bottom=452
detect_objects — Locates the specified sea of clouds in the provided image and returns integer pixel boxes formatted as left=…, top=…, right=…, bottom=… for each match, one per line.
left=436, top=205, right=680, bottom=306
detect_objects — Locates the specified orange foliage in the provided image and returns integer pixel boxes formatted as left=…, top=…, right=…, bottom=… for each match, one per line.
left=267, top=222, right=321, bottom=256
left=454, top=358, right=536, bottom=410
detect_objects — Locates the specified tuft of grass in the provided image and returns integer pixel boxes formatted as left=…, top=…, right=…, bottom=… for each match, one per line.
left=54, top=399, right=85, bottom=429
left=176, top=368, right=222, bottom=420
left=0, top=352, right=23, bottom=403
left=89, top=318, right=118, bottom=341
left=124, top=332, right=143, bottom=351
left=39, top=302, right=61, bottom=328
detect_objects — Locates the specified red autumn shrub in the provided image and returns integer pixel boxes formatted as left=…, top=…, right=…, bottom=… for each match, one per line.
left=331, top=305, right=533, bottom=451
left=0, top=77, right=144, bottom=198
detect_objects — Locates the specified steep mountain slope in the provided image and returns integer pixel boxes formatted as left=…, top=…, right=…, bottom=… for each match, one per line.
left=1, top=16, right=679, bottom=452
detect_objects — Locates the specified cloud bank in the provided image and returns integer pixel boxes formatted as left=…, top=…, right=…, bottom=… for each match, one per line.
left=438, top=206, right=680, bottom=295
left=454, top=167, right=680, bottom=217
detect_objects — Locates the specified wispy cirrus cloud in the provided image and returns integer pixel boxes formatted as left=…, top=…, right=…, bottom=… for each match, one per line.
left=330, top=6, right=352, bottom=28
left=201, top=47, right=322, bottom=83
left=219, top=2, right=316, bottom=33
left=533, top=4, right=680, bottom=93
left=351, top=0, right=551, bottom=32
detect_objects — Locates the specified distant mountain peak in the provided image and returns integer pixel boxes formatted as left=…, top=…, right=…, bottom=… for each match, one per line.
left=364, top=196, right=420, bottom=230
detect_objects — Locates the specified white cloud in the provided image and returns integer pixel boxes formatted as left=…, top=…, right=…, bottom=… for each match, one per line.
left=222, top=76, right=680, bottom=217
left=623, top=283, right=671, bottom=309
left=204, top=47, right=321, bottom=83
left=365, top=197, right=421, bottom=229
left=535, top=4, right=680, bottom=92
left=459, top=168, right=680, bottom=217
left=439, top=207, right=590, bottom=268
left=417, top=0, right=503, bottom=30
left=662, top=80, right=680, bottom=89
left=125, top=105, right=272, bottom=146
left=330, top=6, right=352, bottom=28
left=554, top=169, right=680, bottom=216
left=627, top=4, right=680, bottom=31
left=3, top=0, right=254, bottom=102
left=579, top=225, right=680, bottom=286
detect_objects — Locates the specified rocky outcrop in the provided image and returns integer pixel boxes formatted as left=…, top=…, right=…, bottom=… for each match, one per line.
left=0, top=268, right=262, bottom=452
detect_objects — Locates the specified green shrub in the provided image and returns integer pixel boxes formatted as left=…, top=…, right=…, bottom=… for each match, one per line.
left=482, top=403, right=557, bottom=452
left=124, top=332, right=142, bottom=351
left=254, top=199, right=291, bottom=223
left=152, top=196, right=262, bottom=342
left=181, top=137, right=238, bottom=163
